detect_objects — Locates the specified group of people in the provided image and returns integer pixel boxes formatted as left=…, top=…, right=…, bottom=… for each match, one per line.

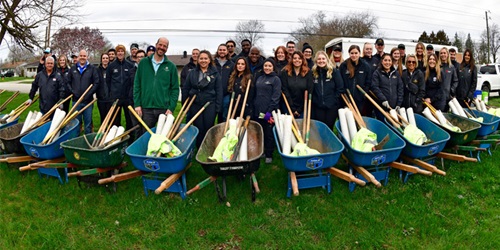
left=29, top=36, right=477, bottom=164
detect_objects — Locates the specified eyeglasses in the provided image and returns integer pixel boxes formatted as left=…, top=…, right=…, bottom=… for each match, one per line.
left=227, top=45, right=234, bottom=48
left=407, top=61, right=416, bottom=64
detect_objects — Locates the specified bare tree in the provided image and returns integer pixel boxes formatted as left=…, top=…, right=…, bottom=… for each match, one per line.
left=290, top=11, right=378, bottom=53
left=0, top=0, right=82, bottom=51
left=232, top=20, right=265, bottom=47
left=7, top=39, right=35, bottom=62
left=487, top=23, right=500, bottom=63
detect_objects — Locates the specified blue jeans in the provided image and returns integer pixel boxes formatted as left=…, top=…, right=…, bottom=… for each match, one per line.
left=75, top=102, right=93, bottom=134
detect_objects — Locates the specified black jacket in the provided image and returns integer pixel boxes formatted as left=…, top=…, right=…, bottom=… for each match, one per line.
left=106, top=59, right=135, bottom=105
left=57, top=66, right=71, bottom=98
left=230, top=74, right=255, bottom=118
left=66, top=62, right=99, bottom=104
left=280, top=69, right=314, bottom=115
left=371, top=67, right=404, bottom=108
left=249, top=57, right=265, bottom=79
left=425, top=69, right=445, bottom=111
left=96, top=65, right=109, bottom=101
left=362, top=56, right=379, bottom=73
left=312, top=67, right=344, bottom=109
left=456, top=64, right=477, bottom=101
left=401, top=69, right=425, bottom=113
left=29, top=70, right=65, bottom=114
left=182, top=65, right=223, bottom=112
left=253, top=71, right=281, bottom=117
left=215, top=58, right=235, bottom=96
left=340, top=60, right=372, bottom=108
left=440, top=63, right=459, bottom=102
left=180, top=58, right=197, bottom=87
left=275, top=59, right=288, bottom=73
left=306, top=58, right=314, bottom=70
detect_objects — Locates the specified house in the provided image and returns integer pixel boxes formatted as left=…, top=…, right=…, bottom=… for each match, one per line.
left=0, top=61, right=26, bottom=77
left=168, top=52, right=193, bottom=75
left=24, top=61, right=39, bottom=78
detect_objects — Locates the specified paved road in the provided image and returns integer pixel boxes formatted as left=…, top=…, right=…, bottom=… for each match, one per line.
left=0, top=80, right=32, bottom=94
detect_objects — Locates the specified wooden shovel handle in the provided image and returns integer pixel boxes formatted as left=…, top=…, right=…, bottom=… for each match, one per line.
left=290, top=172, right=299, bottom=196
left=154, top=164, right=191, bottom=194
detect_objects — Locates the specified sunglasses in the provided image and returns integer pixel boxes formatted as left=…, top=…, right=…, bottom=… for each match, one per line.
left=407, top=61, right=416, bottom=64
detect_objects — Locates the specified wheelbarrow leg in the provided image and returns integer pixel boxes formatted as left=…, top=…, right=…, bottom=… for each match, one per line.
left=213, top=178, right=225, bottom=203
left=250, top=175, right=256, bottom=202
left=222, top=176, right=227, bottom=201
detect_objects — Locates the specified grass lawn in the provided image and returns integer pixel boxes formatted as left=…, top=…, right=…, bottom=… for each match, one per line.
left=1, top=93, right=499, bottom=249
left=0, top=76, right=32, bottom=83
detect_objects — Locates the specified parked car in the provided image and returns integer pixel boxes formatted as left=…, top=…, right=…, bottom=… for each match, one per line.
left=477, top=64, right=500, bottom=95
left=3, top=70, right=14, bottom=77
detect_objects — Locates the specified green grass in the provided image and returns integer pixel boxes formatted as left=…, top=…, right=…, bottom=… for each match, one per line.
left=1, top=93, right=499, bottom=249
left=0, top=76, right=31, bottom=83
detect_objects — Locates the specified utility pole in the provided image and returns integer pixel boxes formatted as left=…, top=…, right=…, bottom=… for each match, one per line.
left=46, top=0, right=55, bottom=48
left=486, top=11, right=491, bottom=64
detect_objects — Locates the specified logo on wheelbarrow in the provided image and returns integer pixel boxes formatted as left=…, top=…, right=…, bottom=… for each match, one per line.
left=73, top=152, right=80, bottom=160
left=428, top=145, right=439, bottom=155
left=371, top=154, right=386, bottom=165
left=306, top=157, right=324, bottom=170
left=29, top=147, right=39, bottom=158
left=144, top=159, right=160, bottom=172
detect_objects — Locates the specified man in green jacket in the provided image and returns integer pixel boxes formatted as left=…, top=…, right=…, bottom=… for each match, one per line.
left=133, top=37, right=179, bottom=133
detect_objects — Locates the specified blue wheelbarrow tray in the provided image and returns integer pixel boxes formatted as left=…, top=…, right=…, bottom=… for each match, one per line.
left=385, top=114, right=450, bottom=159
left=273, top=119, right=344, bottom=172
left=335, top=116, right=406, bottom=167
left=126, top=124, right=199, bottom=174
left=0, top=114, right=19, bottom=130
left=465, top=109, right=500, bottom=137
left=20, top=119, right=80, bottom=160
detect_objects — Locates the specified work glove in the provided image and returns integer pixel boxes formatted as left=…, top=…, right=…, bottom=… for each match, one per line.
left=58, top=104, right=63, bottom=110
left=382, top=101, right=390, bottom=109
left=25, top=99, right=32, bottom=105
left=395, top=106, right=400, bottom=112
left=263, top=112, right=274, bottom=125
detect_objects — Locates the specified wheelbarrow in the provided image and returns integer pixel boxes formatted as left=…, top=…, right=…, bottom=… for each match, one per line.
left=273, top=119, right=345, bottom=197
left=0, top=114, right=19, bottom=130
left=0, top=122, right=26, bottom=158
left=125, top=125, right=198, bottom=199
left=335, top=116, right=406, bottom=192
left=195, top=121, right=263, bottom=202
left=18, top=119, right=80, bottom=184
left=57, top=133, right=130, bottom=191
left=437, top=113, right=484, bottom=161
left=463, top=108, right=500, bottom=158
left=385, top=114, right=450, bottom=183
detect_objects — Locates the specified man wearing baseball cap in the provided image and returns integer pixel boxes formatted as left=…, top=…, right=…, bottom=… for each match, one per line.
left=373, top=38, right=385, bottom=62
left=426, top=44, right=435, bottom=57
left=398, top=44, right=406, bottom=65
left=126, top=43, right=139, bottom=63
left=146, top=45, right=155, bottom=57
left=37, top=47, right=57, bottom=73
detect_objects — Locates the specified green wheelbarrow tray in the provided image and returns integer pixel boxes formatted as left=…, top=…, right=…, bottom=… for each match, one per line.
left=441, top=113, right=481, bottom=147
left=61, top=133, right=130, bottom=168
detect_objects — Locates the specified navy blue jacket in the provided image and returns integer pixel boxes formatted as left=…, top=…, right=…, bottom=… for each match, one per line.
left=96, top=65, right=109, bottom=101
left=180, top=58, right=197, bottom=87
left=253, top=71, right=281, bottom=117
left=182, top=65, right=223, bottom=112
left=456, top=64, right=477, bottom=101
left=66, top=62, right=99, bottom=104
left=371, top=67, right=404, bottom=108
left=106, top=59, right=135, bottom=105
left=440, top=63, right=459, bottom=102
left=280, top=69, right=314, bottom=115
left=215, top=58, right=234, bottom=96
left=401, top=69, right=425, bottom=113
left=29, top=69, right=65, bottom=114
left=312, top=67, right=344, bottom=110
left=339, top=60, right=372, bottom=108
left=425, top=69, right=445, bottom=111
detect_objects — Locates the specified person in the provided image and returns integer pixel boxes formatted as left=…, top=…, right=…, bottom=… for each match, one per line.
left=27, top=57, right=65, bottom=116
left=415, top=42, right=427, bottom=72
left=390, top=47, right=404, bottom=76
left=66, top=49, right=99, bottom=134
left=182, top=50, right=222, bottom=148
left=226, top=40, right=237, bottom=59
left=340, top=45, right=372, bottom=116
left=286, top=41, right=296, bottom=59
left=438, top=47, right=458, bottom=110
left=449, top=48, right=460, bottom=70
left=426, top=44, right=435, bottom=57
left=371, top=53, right=403, bottom=120
left=214, top=44, right=235, bottom=123
left=232, top=39, right=251, bottom=62
left=398, top=44, right=406, bottom=66
left=96, top=53, right=111, bottom=124
left=56, top=54, right=71, bottom=113
left=107, top=48, right=116, bottom=62
left=311, top=51, right=344, bottom=129
left=37, top=48, right=57, bottom=73
left=280, top=51, right=314, bottom=118
left=70, top=54, right=78, bottom=65
left=107, top=44, right=135, bottom=129
left=456, top=49, right=477, bottom=107
left=133, top=37, right=179, bottom=135
left=248, top=47, right=264, bottom=78
left=135, top=49, right=146, bottom=64
left=227, top=57, right=254, bottom=118
left=330, top=44, right=343, bottom=69
left=126, top=43, right=139, bottom=63
left=302, top=43, right=314, bottom=69
left=180, top=48, right=199, bottom=87
left=253, top=58, right=281, bottom=164
left=146, top=45, right=155, bottom=57
left=401, top=54, right=425, bottom=113
left=361, top=42, right=378, bottom=72
left=424, top=53, right=445, bottom=111
left=274, top=46, right=288, bottom=72
left=373, top=38, right=385, bottom=62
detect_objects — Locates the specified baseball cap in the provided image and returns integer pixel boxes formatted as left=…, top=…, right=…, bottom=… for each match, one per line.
left=426, top=44, right=434, bottom=50
left=375, top=38, right=384, bottom=45
left=71, top=54, right=77, bottom=59
left=44, top=48, right=51, bottom=54
left=146, top=45, right=156, bottom=53
left=398, top=44, right=405, bottom=49
left=130, top=43, right=139, bottom=50
left=333, top=44, right=342, bottom=52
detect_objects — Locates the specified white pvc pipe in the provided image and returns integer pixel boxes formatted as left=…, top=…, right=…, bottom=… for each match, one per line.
left=398, top=107, right=407, bottom=123
left=423, top=107, right=440, bottom=124
left=239, top=130, right=248, bottom=160
left=104, top=125, right=118, bottom=144
left=272, top=110, right=283, bottom=146
left=389, top=109, right=398, bottom=122
left=43, top=109, right=66, bottom=142
left=338, top=108, right=350, bottom=145
left=406, top=108, right=416, bottom=126
left=481, top=101, right=487, bottom=112
left=156, top=114, right=166, bottom=134
left=31, top=112, right=42, bottom=128
left=283, top=115, right=292, bottom=155
left=20, top=111, right=33, bottom=134
left=435, top=110, right=448, bottom=126
left=160, top=114, right=175, bottom=137
left=345, top=109, right=357, bottom=145
left=111, top=126, right=125, bottom=145
left=452, top=98, right=467, bottom=117
left=448, top=100, right=460, bottom=116
left=474, top=99, right=482, bottom=111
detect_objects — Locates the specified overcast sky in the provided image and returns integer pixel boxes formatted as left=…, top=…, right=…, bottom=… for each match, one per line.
left=1, top=0, right=499, bottom=60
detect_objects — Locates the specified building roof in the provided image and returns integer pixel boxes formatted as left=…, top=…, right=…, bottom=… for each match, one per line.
left=0, top=61, right=27, bottom=69
left=167, top=54, right=191, bottom=67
